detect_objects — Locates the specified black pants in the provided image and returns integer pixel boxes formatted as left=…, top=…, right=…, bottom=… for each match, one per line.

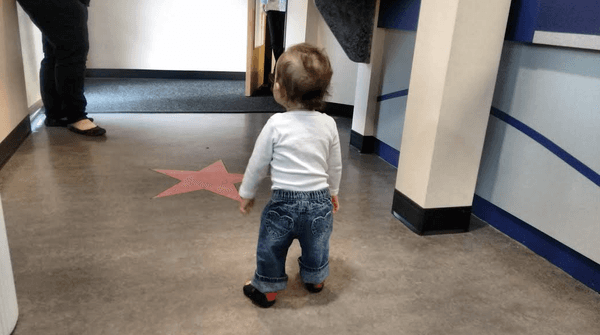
left=17, top=0, right=90, bottom=123
left=267, top=11, right=286, bottom=63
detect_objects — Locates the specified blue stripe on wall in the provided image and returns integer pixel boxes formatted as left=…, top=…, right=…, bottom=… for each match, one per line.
left=379, top=0, right=600, bottom=44
left=504, top=0, right=540, bottom=43
left=377, top=89, right=409, bottom=102
left=537, top=0, right=600, bottom=36
left=378, top=0, right=421, bottom=32
left=491, top=107, right=600, bottom=188
left=374, top=96, right=600, bottom=188
left=378, top=0, right=540, bottom=42
left=473, top=194, right=600, bottom=293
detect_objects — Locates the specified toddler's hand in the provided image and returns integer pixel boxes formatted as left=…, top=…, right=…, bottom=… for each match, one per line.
left=240, top=198, right=255, bottom=215
left=331, top=195, right=339, bottom=214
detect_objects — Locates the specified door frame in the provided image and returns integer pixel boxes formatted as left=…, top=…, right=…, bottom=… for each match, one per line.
left=245, top=0, right=268, bottom=96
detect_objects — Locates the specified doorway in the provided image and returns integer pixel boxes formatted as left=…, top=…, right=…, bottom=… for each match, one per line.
left=245, top=0, right=278, bottom=97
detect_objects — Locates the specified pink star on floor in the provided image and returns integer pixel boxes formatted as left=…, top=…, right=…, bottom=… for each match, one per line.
left=153, top=160, right=244, bottom=202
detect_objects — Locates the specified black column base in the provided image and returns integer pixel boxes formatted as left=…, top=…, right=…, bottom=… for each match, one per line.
left=350, top=130, right=376, bottom=153
left=392, top=189, right=471, bottom=235
left=322, top=102, right=353, bottom=118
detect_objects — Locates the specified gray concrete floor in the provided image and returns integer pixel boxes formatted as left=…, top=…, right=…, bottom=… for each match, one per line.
left=1, top=113, right=599, bottom=335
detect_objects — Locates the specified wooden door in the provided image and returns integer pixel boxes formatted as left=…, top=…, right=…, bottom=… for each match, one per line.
left=245, top=0, right=268, bottom=96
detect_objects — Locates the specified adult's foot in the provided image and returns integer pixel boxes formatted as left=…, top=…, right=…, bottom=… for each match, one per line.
left=45, top=117, right=93, bottom=127
left=67, top=119, right=106, bottom=136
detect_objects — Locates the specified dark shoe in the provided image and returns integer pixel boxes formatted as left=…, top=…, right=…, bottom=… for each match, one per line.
left=243, top=283, right=276, bottom=308
left=67, top=123, right=106, bottom=136
left=45, top=117, right=93, bottom=127
left=304, top=282, right=324, bottom=293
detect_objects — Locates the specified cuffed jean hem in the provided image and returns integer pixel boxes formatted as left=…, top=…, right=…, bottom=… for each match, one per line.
left=251, top=272, right=288, bottom=293
left=298, top=257, right=329, bottom=284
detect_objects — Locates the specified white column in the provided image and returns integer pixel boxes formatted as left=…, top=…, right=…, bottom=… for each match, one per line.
left=350, top=0, right=384, bottom=153
left=393, top=0, right=512, bottom=234
left=0, top=195, right=18, bottom=335
left=0, top=0, right=25, bottom=330
left=1, top=0, right=29, bottom=140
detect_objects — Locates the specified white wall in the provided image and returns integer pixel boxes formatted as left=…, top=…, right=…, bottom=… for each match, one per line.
left=0, top=194, right=19, bottom=335
left=87, top=0, right=247, bottom=72
left=285, top=0, right=309, bottom=49
left=476, top=41, right=600, bottom=264
left=16, top=3, right=43, bottom=107
left=0, top=0, right=30, bottom=142
left=303, top=0, right=357, bottom=106
left=0, top=1, right=26, bottom=330
left=376, top=29, right=416, bottom=149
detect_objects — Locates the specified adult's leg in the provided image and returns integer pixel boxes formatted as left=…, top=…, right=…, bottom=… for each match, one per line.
left=17, top=0, right=89, bottom=123
left=266, top=11, right=286, bottom=63
left=40, top=36, right=62, bottom=121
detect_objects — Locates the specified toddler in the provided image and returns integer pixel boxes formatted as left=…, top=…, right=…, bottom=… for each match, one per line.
left=238, top=43, right=342, bottom=308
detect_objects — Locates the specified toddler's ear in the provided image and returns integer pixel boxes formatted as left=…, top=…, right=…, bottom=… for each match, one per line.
left=274, top=82, right=284, bottom=97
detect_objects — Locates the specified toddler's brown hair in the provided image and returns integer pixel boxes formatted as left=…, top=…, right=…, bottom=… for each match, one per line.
left=275, top=43, right=333, bottom=111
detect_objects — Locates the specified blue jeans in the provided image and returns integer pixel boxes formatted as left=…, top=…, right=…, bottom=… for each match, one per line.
left=251, top=189, right=334, bottom=293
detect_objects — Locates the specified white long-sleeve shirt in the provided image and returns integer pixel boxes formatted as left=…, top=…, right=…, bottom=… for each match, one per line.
left=239, top=111, right=342, bottom=199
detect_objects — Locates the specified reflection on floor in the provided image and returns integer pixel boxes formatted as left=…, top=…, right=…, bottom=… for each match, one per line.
left=1, top=113, right=599, bottom=335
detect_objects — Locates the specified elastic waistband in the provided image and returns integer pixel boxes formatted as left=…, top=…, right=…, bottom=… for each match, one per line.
left=271, top=188, right=330, bottom=201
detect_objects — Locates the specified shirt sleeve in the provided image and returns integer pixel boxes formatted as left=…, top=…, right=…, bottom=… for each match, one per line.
left=238, top=118, right=276, bottom=199
left=326, top=120, right=342, bottom=196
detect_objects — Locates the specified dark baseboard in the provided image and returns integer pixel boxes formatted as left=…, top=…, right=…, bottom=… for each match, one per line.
left=86, top=69, right=245, bottom=80
left=392, top=189, right=472, bottom=235
left=0, top=115, right=31, bottom=171
left=350, top=130, right=376, bottom=153
left=349, top=133, right=400, bottom=166
left=322, top=102, right=353, bottom=118
left=373, top=138, right=400, bottom=167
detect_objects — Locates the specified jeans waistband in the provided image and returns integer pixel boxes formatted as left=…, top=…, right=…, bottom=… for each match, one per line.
left=271, top=188, right=330, bottom=201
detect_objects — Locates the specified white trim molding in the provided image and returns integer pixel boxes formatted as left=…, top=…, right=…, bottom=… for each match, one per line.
left=0, top=196, right=18, bottom=335
left=533, top=31, right=600, bottom=51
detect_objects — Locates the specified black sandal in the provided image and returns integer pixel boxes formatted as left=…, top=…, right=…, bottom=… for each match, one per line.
left=243, top=282, right=276, bottom=308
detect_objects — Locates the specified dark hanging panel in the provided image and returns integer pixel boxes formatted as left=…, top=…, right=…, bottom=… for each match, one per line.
left=314, top=0, right=377, bottom=63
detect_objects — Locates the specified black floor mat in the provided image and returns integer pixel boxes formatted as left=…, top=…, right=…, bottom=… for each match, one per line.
left=84, top=78, right=285, bottom=113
